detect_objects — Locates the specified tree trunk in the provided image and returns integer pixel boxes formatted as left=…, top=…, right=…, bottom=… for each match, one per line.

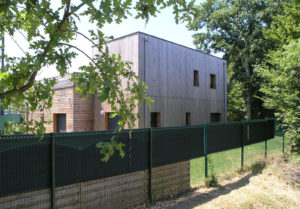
left=245, top=39, right=251, bottom=120
left=245, top=88, right=251, bottom=120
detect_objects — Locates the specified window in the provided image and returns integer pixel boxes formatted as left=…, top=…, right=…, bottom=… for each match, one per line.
left=186, top=112, right=191, bottom=125
left=105, top=112, right=121, bottom=131
left=210, top=113, right=221, bottom=122
left=194, top=70, right=199, bottom=86
left=54, top=114, right=66, bottom=133
left=210, top=74, right=216, bottom=89
left=150, top=112, right=161, bottom=127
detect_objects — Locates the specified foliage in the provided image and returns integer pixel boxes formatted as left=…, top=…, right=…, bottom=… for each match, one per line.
left=0, top=0, right=193, bottom=160
left=256, top=0, right=300, bottom=153
left=187, top=0, right=282, bottom=120
left=204, top=156, right=218, bottom=187
left=227, top=65, right=246, bottom=121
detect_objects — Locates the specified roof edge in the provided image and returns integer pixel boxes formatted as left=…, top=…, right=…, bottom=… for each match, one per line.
left=94, top=31, right=225, bottom=62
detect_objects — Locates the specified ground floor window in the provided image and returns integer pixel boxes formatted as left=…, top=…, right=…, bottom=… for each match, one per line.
left=186, top=112, right=191, bottom=125
left=210, top=113, right=221, bottom=122
left=150, top=112, right=161, bottom=127
left=105, top=112, right=121, bottom=131
left=54, top=114, right=66, bottom=133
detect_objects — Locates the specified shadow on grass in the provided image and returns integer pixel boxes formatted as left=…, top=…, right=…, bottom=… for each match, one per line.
left=151, top=161, right=267, bottom=209
left=246, top=160, right=266, bottom=174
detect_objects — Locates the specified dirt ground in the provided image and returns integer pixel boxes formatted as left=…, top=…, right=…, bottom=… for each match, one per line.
left=138, top=157, right=300, bottom=209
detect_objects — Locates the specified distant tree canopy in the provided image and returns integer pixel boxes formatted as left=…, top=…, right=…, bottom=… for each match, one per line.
left=187, top=0, right=283, bottom=121
left=0, top=0, right=193, bottom=160
left=256, top=0, right=300, bottom=153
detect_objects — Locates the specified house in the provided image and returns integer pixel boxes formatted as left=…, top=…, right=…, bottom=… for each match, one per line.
left=30, top=32, right=227, bottom=133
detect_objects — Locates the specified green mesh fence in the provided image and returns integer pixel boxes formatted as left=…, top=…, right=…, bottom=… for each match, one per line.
left=0, top=118, right=281, bottom=200
left=0, top=134, right=51, bottom=196
left=152, top=125, right=204, bottom=167
left=0, top=114, right=22, bottom=130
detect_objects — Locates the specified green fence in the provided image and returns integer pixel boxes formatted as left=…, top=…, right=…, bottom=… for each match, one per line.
left=0, top=114, right=22, bottom=130
left=0, top=118, right=281, bottom=208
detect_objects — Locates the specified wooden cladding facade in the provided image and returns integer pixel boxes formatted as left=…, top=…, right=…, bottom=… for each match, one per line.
left=29, top=87, right=94, bottom=133
left=32, top=32, right=226, bottom=132
left=93, top=32, right=226, bottom=130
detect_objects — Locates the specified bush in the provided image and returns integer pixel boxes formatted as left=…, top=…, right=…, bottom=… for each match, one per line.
left=204, top=156, right=218, bottom=187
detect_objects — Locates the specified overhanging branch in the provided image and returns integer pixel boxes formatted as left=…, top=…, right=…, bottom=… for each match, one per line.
left=58, top=42, right=97, bottom=65
left=0, top=71, right=37, bottom=99
left=0, top=2, right=86, bottom=100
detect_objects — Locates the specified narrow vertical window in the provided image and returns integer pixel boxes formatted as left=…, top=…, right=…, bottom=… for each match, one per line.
left=210, top=113, right=221, bottom=122
left=210, top=74, right=216, bottom=89
left=194, top=70, right=199, bottom=86
left=150, top=112, right=161, bottom=127
left=54, top=114, right=66, bottom=133
left=186, top=112, right=191, bottom=125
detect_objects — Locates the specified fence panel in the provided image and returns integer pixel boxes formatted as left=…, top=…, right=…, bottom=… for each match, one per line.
left=207, top=122, right=243, bottom=154
left=247, top=120, right=274, bottom=145
left=0, top=114, right=22, bottom=131
left=152, top=126, right=204, bottom=167
left=55, top=129, right=150, bottom=187
left=265, top=120, right=275, bottom=139
left=0, top=135, right=51, bottom=197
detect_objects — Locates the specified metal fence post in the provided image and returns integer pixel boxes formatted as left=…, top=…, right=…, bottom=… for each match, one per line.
left=283, top=131, right=285, bottom=154
left=204, top=123, right=208, bottom=178
left=241, top=120, right=245, bottom=170
left=264, top=119, right=267, bottom=158
left=51, top=133, right=56, bottom=209
left=148, top=128, right=153, bottom=204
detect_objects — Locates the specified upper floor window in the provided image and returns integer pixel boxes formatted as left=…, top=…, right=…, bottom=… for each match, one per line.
left=210, top=74, right=216, bottom=89
left=194, top=70, right=199, bottom=86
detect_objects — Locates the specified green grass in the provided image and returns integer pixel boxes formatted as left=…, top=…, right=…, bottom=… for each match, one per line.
left=190, top=136, right=284, bottom=186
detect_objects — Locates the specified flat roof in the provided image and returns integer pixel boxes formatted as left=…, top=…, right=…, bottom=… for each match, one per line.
left=103, top=31, right=225, bottom=61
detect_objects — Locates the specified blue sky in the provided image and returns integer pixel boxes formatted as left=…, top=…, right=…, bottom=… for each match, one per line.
left=5, top=2, right=207, bottom=79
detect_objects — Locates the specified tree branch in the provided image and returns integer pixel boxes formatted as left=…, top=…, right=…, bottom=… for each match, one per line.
left=58, top=42, right=96, bottom=65
left=0, top=2, right=87, bottom=99
left=71, top=30, right=98, bottom=47
left=9, top=35, right=26, bottom=55
left=0, top=71, right=37, bottom=99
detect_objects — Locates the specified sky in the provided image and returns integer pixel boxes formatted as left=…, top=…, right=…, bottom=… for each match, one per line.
left=4, top=2, right=214, bottom=79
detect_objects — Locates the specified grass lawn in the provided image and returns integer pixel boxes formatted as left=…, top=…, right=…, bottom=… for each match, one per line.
left=190, top=136, right=284, bottom=186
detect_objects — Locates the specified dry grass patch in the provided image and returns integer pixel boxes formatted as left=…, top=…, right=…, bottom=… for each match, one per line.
left=141, top=157, right=300, bottom=209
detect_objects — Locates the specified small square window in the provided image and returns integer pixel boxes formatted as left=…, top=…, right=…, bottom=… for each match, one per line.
left=186, top=112, right=191, bottom=125
left=210, top=74, right=216, bottom=89
left=150, top=112, right=161, bottom=127
left=210, top=113, right=221, bottom=122
left=194, top=70, right=199, bottom=86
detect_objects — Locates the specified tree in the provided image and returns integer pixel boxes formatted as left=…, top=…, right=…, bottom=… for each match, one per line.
left=0, top=0, right=192, bottom=160
left=256, top=0, right=300, bottom=153
left=186, top=0, right=282, bottom=120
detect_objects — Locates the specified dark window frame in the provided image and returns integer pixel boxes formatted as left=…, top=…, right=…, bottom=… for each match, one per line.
left=150, top=112, right=161, bottom=127
left=186, top=112, right=191, bottom=125
left=54, top=113, right=66, bottom=133
left=210, top=74, right=216, bottom=89
left=194, top=70, right=199, bottom=87
left=210, top=113, right=221, bottom=122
